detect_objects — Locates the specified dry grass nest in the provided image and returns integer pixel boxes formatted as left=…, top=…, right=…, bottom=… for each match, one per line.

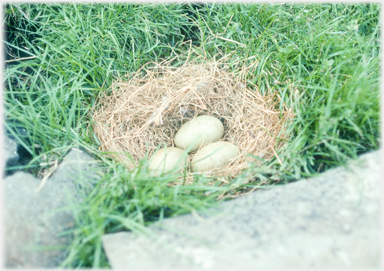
left=92, top=53, right=294, bottom=182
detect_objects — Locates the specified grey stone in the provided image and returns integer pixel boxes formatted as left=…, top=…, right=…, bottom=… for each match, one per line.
left=4, top=136, right=19, bottom=166
left=4, top=172, right=74, bottom=268
left=102, top=150, right=381, bottom=268
left=4, top=148, right=102, bottom=268
left=49, top=147, right=101, bottom=196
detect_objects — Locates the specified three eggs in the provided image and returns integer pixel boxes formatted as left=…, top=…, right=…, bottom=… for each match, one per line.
left=148, top=115, right=239, bottom=176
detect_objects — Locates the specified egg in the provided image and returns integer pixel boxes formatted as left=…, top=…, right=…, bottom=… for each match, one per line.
left=148, top=147, right=187, bottom=176
left=174, top=115, right=224, bottom=152
left=191, top=141, right=239, bottom=172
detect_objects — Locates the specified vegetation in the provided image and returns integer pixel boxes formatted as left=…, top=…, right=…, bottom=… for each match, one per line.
left=3, top=3, right=380, bottom=267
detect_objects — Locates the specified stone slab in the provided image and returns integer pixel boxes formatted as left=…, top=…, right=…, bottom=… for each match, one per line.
left=48, top=147, right=101, bottom=196
left=102, top=150, right=381, bottom=268
left=4, top=172, right=75, bottom=268
left=4, top=148, right=102, bottom=268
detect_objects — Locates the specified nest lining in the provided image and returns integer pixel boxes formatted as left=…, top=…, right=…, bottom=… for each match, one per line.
left=92, top=55, right=294, bottom=179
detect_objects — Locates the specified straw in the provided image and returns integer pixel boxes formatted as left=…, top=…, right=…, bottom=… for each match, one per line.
left=92, top=52, right=294, bottom=179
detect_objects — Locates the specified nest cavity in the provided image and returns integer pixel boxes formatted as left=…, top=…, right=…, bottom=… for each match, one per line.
left=92, top=54, right=294, bottom=178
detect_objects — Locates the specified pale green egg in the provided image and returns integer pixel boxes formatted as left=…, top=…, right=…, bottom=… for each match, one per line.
left=191, top=141, right=239, bottom=172
left=174, top=115, right=224, bottom=152
left=148, top=147, right=187, bottom=176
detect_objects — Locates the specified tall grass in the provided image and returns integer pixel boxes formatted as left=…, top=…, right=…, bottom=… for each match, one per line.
left=3, top=3, right=381, bottom=268
left=4, top=3, right=196, bottom=167
left=192, top=3, right=380, bottom=178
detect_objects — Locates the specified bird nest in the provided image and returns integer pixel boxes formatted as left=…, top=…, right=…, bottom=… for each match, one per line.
left=92, top=52, right=294, bottom=181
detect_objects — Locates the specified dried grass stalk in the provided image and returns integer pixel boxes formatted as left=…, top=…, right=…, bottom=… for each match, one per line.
left=92, top=53, right=294, bottom=179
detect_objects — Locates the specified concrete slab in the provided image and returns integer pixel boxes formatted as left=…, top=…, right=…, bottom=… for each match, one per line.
left=4, top=148, right=102, bottom=268
left=102, top=150, right=381, bottom=268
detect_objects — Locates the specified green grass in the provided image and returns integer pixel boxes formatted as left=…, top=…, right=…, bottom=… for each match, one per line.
left=3, top=3, right=381, bottom=268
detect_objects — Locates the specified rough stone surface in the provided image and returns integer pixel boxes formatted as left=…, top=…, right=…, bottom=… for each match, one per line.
left=102, top=150, right=381, bottom=269
left=49, top=147, right=101, bottom=197
left=4, top=136, right=19, bottom=166
left=4, top=148, right=101, bottom=268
